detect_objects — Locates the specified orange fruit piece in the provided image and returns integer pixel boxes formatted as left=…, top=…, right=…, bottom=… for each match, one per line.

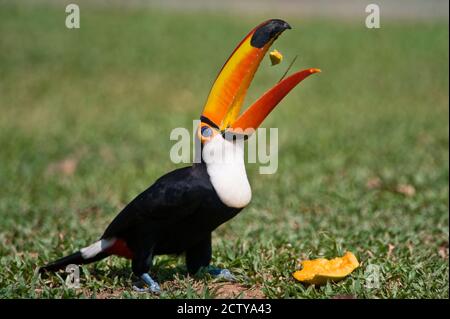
left=293, top=251, right=359, bottom=285
left=269, top=49, right=283, bottom=65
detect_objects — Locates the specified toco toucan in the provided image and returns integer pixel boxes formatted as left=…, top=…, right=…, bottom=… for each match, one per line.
left=39, top=19, right=320, bottom=293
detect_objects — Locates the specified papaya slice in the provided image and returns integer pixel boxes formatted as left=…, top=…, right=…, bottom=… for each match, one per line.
left=269, top=49, right=283, bottom=65
left=293, top=251, right=359, bottom=285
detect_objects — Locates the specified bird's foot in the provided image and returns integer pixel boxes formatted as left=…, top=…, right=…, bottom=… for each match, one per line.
left=206, top=266, right=236, bottom=282
left=132, top=273, right=161, bottom=294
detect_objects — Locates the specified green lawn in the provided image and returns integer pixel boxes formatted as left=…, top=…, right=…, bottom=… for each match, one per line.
left=0, top=2, right=448, bottom=299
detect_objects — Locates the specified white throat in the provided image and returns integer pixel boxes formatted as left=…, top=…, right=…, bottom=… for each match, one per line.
left=202, top=134, right=252, bottom=208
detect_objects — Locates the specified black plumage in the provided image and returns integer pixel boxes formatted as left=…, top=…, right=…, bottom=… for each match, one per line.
left=102, top=162, right=241, bottom=275
left=40, top=162, right=242, bottom=277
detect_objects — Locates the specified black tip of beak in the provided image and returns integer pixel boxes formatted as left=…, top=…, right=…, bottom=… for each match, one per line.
left=251, top=19, right=291, bottom=48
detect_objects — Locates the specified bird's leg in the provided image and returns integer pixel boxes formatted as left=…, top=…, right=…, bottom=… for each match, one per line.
left=205, top=265, right=236, bottom=282
left=186, top=234, right=212, bottom=274
left=133, top=273, right=161, bottom=294
left=185, top=234, right=236, bottom=282
left=131, top=246, right=160, bottom=293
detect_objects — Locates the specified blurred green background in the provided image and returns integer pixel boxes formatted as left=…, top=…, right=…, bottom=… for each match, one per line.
left=0, top=0, right=448, bottom=298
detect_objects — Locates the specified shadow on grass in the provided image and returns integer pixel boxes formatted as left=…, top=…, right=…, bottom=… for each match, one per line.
left=87, top=255, right=193, bottom=284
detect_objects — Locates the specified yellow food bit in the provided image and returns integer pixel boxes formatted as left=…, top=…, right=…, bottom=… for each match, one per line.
left=269, top=49, right=283, bottom=65
left=293, top=252, right=359, bottom=285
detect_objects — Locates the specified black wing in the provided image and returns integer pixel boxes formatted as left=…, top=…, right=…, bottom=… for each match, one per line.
left=102, top=165, right=212, bottom=239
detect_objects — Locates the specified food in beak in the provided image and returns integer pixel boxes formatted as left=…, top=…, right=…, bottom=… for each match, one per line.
left=200, top=19, right=320, bottom=136
left=269, top=49, right=283, bottom=65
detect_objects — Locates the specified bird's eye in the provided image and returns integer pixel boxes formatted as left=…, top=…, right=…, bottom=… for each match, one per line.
left=201, top=126, right=213, bottom=138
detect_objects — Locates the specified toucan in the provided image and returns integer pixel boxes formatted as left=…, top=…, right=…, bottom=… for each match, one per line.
left=39, top=19, right=320, bottom=293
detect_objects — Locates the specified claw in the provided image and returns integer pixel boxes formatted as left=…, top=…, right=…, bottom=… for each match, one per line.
left=132, top=285, right=149, bottom=293
left=207, top=267, right=237, bottom=282
left=133, top=273, right=161, bottom=294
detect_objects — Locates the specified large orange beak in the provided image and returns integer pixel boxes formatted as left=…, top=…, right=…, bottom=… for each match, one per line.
left=200, top=19, right=320, bottom=138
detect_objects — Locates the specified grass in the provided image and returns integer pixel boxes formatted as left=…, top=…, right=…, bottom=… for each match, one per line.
left=0, top=2, right=448, bottom=299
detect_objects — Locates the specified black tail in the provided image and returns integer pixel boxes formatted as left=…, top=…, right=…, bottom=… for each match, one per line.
left=39, top=251, right=110, bottom=273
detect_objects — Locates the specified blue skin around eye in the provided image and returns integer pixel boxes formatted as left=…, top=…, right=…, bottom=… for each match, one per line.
left=201, top=126, right=213, bottom=137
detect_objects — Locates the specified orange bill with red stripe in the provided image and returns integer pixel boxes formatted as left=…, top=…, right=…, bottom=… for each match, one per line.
left=201, top=19, right=292, bottom=130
